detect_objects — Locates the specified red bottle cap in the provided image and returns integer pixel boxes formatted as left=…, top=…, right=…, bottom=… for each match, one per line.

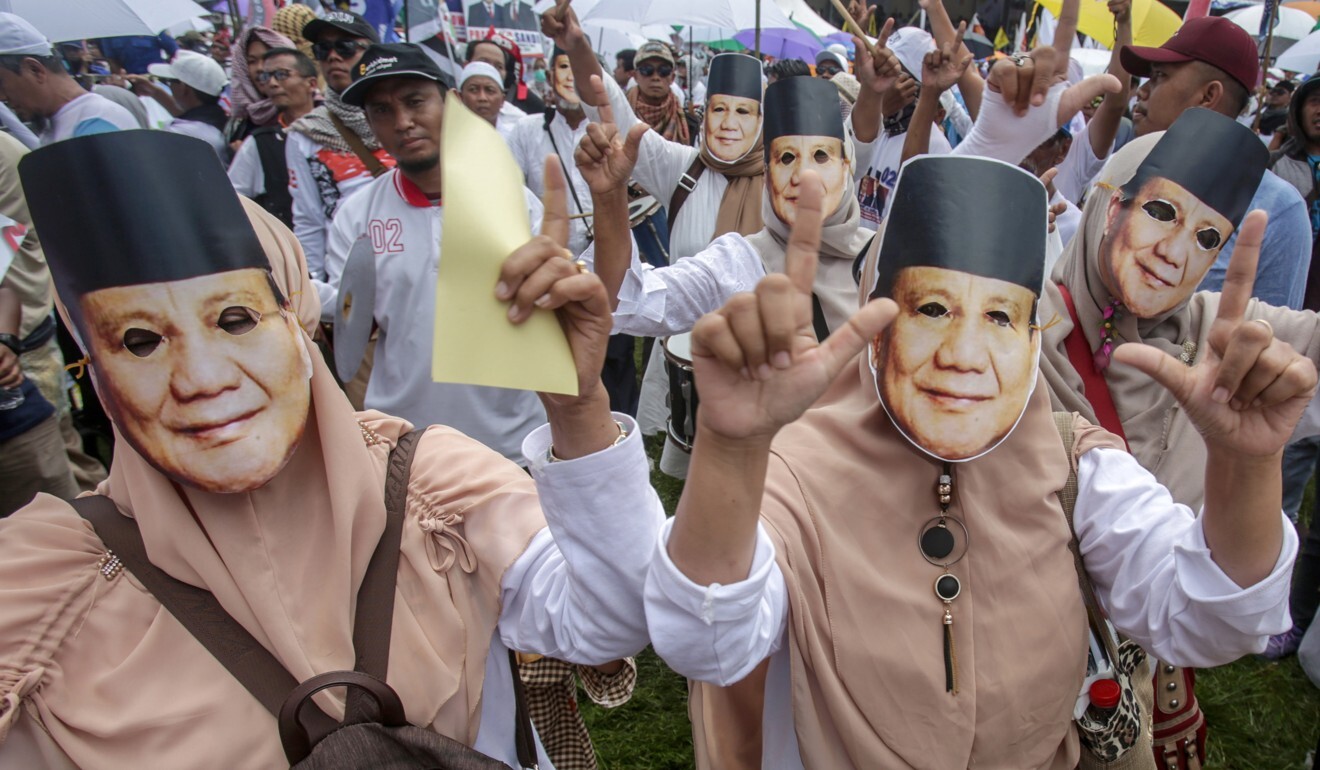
left=1089, top=678, right=1121, bottom=710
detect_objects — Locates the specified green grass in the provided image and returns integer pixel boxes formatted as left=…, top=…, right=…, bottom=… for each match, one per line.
left=581, top=374, right=1320, bottom=768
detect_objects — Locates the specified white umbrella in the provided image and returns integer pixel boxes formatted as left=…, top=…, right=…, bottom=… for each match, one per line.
left=1276, top=27, right=1320, bottom=72
left=532, top=0, right=674, bottom=54
left=1226, top=4, right=1317, bottom=44
left=582, top=0, right=797, bottom=31
left=775, top=0, right=843, bottom=38
left=167, top=16, right=216, bottom=37
left=0, top=0, right=210, bottom=43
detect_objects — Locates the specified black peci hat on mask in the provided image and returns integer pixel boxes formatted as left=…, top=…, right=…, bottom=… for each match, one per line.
left=1120, top=108, right=1265, bottom=227
left=763, top=76, right=845, bottom=159
left=871, top=156, right=1047, bottom=300
left=706, top=53, right=763, bottom=102
left=19, top=130, right=268, bottom=332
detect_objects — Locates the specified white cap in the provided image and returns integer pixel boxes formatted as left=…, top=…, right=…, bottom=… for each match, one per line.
left=458, top=61, right=502, bottom=90
left=0, top=13, right=52, bottom=58
left=887, top=27, right=934, bottom=79
left=148, top=51, right=228, bottom=97
left=815, top=47, right=848, bottom=70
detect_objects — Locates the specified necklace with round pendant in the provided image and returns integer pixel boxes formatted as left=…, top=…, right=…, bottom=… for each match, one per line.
left=918, top=462, right=968, bottom=694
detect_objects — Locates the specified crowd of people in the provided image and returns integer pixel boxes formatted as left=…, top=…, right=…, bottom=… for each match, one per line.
left=0, top=0, right=1318, bottom=767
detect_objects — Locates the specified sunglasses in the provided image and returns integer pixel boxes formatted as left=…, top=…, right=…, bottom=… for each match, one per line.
left=637, top=63, right=674, bottom=78
left=257, top=69, right=299, bottom=83
left=312, top=39, right=370, bottom=61
left=817, top=63, right=842, bottom=75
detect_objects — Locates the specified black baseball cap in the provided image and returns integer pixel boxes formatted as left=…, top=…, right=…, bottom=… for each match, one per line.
left=341, top=43, right=453, bottom=107
left=302, top=11, right=379, bottom=45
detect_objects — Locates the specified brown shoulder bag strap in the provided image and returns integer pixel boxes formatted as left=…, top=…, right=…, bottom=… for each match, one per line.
left=666, top=156, right=706, bottom=225
left=327, top=111, right=389, bottom=178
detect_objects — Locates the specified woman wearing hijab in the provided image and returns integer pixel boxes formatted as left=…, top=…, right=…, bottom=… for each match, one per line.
left=574, top=75, right=877, bottom=479
left=1037, top=107, right=1320, bottom=764
left=644, top=152, right=1303, bottom=769
left=0, top=130, right=662, bottom=769
left=225, top=25, right=296, bottom=147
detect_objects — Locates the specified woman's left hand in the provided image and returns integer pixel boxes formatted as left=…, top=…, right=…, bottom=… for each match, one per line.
left=496, top=156, right=613, bottom=410
left=1114, top=210, right=1318, bottom=458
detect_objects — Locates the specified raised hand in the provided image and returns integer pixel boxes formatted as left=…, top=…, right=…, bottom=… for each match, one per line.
left=1108, top=0, right=1132, bottom=23
left=496, top=156, right=613, bottom=409
left=847, top=0, right=876, bottom=34
left=1113, top=211, right=1318, bottom=458
left=921, top=21, right=972, bottom=93
left=573, top=74, right=646, bottom=195
left=690, top=171, right=898, bottom=444
left=540, top=0, right=585, bottom=49
left=853, top=18, right=902, bottom=95
left=986, top=44, right=1120, bottom=120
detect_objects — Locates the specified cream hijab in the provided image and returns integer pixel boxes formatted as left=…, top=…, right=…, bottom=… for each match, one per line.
left=746, top=134, right=875, bottom=334
left=0, top=200, right=545, bottom=767
left=1040, top=135, right=1320, bottom=509
left=689, top=232, right=1126, bottom=769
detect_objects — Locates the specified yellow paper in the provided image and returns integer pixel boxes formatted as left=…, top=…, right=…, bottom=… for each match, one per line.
left=433, top=90, right=578, bottom=396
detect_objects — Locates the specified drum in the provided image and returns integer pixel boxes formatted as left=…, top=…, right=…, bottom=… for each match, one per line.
left=662, top=332, right=699, bottom=453
left=627, top=182, right=663, bottom=228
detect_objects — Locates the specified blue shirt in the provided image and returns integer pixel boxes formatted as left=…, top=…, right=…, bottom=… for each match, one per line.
left=96, top=34, right=177, bottom=75
left=1199, top=169, right=1311, bottom=310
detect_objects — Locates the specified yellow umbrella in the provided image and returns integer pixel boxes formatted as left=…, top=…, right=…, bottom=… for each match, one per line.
left=1034, top=0, right=1182, bottom=49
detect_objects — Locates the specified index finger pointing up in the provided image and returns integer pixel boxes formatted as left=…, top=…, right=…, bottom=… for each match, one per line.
left=1216, top=209, right=1267, bottom=324
left=589, top=74, right=613, bottom=125
left=785, top=170, right=825, bottom=297
left=540, top=155, right=570, bottom=249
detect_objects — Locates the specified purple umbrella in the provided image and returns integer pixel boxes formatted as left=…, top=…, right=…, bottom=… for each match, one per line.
left=734, top=26, right=822, bottom=61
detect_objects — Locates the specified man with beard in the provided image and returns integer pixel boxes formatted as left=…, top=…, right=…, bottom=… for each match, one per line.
left=285, top=11, right=394, bottom=301
left=325, top=43, right=546, bottom=463
left=326, top=46, right=636, bottom=769
left=0, top=14, right=137, bottom=145
left=1121, top=15, right=1310, bottom=311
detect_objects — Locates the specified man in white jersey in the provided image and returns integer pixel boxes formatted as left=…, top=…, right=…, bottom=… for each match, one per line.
left=325, top=43, right=546, bottom=463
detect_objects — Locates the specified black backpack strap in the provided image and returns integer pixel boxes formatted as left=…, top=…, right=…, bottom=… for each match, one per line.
left=69, top=495, right=340, bottom=740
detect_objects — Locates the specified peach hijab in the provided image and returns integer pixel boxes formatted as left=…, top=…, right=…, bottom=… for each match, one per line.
left=0, top=199, right=545, bottom=767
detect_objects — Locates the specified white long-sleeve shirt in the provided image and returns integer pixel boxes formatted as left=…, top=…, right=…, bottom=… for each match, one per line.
left=587, top=75, right=720, bottom=260
left=323, top=168, right=547, bottom=463
left=645, top=446, right=1297, bottom=770
left=470, top=413, right=664, bottom=768
left=505, top=109, right=594, bottom=257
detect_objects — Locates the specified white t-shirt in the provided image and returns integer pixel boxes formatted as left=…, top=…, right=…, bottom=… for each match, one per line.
left=323, top=169, right=548, bottom=462
left=40, top=92, right=138, bottom=145
left=856, top=124, right=953, bottom=225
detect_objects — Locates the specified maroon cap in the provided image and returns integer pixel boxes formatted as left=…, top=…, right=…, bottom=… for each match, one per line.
left=1120, top=16, right=1259, bottom=92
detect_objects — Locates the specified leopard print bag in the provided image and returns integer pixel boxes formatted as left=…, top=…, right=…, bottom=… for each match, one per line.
left=1054, top=414, right=1156, bottom=770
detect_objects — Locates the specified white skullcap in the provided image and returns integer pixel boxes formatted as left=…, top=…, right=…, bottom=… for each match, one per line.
left=887, top=27, right=934, bottom=80
left=459, top=61, right=502, bottom=90
left=0, top=13, right=52, bottom=58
